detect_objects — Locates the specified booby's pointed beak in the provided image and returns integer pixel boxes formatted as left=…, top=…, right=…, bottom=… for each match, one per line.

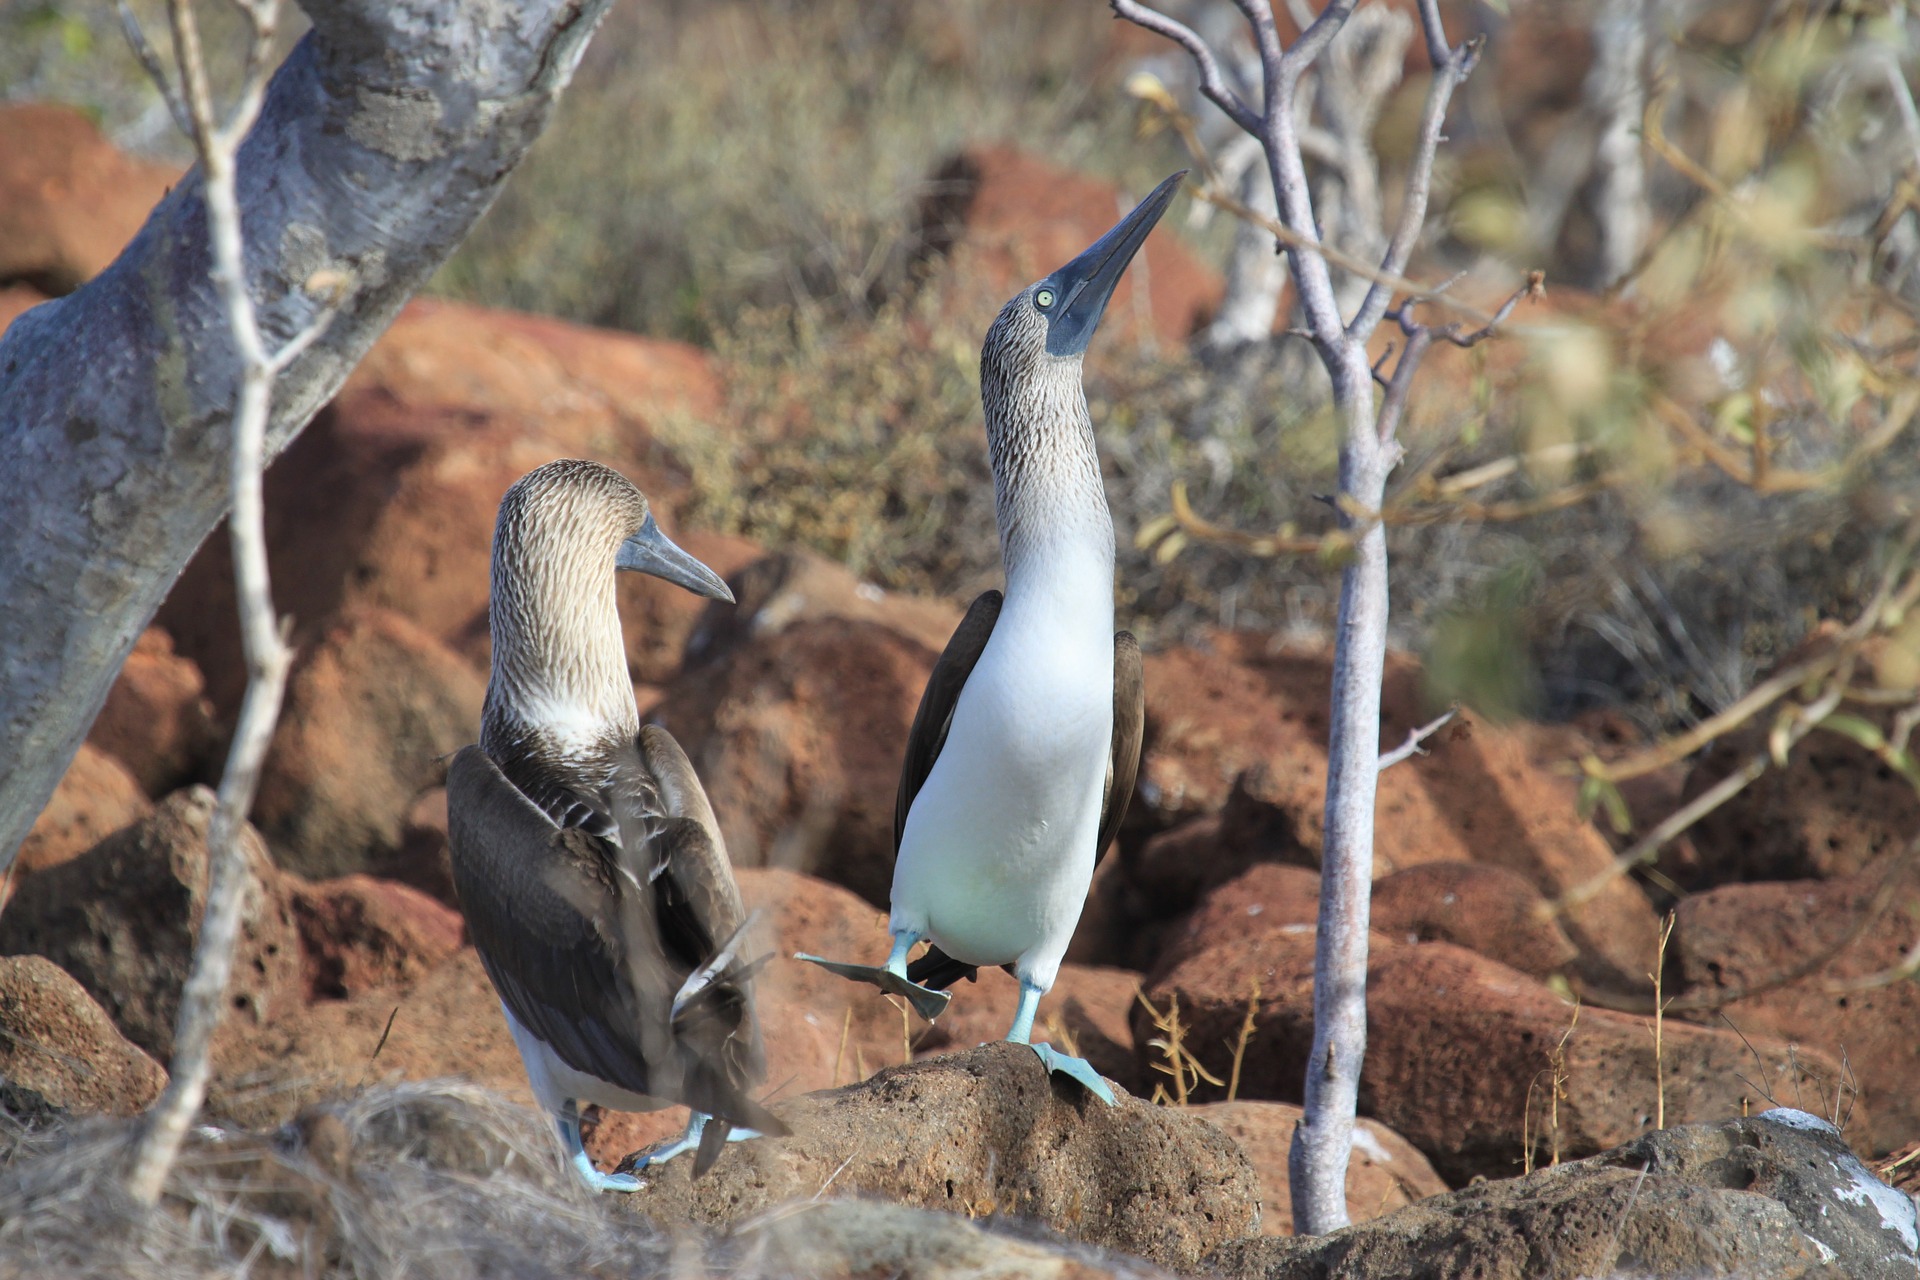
left=1040, top=170, right=1186, bottom=357
left=616, top=515, right=735, bottom=603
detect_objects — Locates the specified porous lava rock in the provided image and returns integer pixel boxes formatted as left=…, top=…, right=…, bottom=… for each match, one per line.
left=0, top=955, right=166, bottom=1118
left=251, top=605, right=484, bottom=880
left=1146, top=862, right=1322, bottom=978
left=1673, top=862, right=1920, bottom=1154
left=1190, top=1100, right=1447, bottom=1236
left=289, top=875, right=466, bottom=1001
left=0, top=103, right=179, bottom=293
left=12, top=742, right=150, bottom=882
left=158, top=297, right=720, bottom=711
left=0, top=788, right=302, bottom=1061
left=1209, top=1109, right=1918, bottom=1280
left=85, top=626, right=219, bottom=796
left=622, top=1041, right=1259, bottom=1274
left=1135, top=635, right=1659, bottom=988
left=1369, top=860, right=1580, bottom=980
left=650, top=617, right=936, bottom=904
left=1144, top=928, right=1861, bottom=1184
left=914, top=145, right=1222, bottom=347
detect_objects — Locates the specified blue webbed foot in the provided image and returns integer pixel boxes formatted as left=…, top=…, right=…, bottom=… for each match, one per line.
left=1028, top=1042, right=1117, bottom=1106
left=613, top=1113, right=769, bottom=1177
left=558, top=1106, right=644, bottom=1192
left=794, top=953, right=951, bottom=1022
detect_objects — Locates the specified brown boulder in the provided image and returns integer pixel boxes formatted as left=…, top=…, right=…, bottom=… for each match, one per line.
left=1370, top=861, right=1580, bottom=981
left=1210, top=1109, right=1913, bottom=1280
left=12, top=742, right=150, bottom=881
left=623, top=1042, right=1259, bottom=1274
left=1150, top=862, right=1323, bottom=978
left=1190, top=1100, right=1447, bottom=1236
left=85, top=626, right=219, bottom=796
left=290, top=875, right=466, bottom=1001
left=1137, top=635, right=1660, bottom=988
left=684, top=548, right=964, bottom=669
left=0, top=103, right=179, bottom=293
left=619, top=529, right=766, bottom=684
left=389, top=786, right=456, bottom=905
left=251, top=605, right=484, bottom=880
left=0, top=954, right=166, bottom=1118
left=158, top=297, right=720, bottom=711
left=651, top=617, right=935, bottom=904
left=0, top=283, right=48, bottom=335
left=1673, top=863, right=1920, bottom=1154
left=210, top=946, right=533, bottom=1129
left=1669, top=721, right=1920, bottom=889
left=915, top=146, right=1222, bottom=348
left=1144, top=928, right=1860, bottom=1184
left=0, top=788, right=302, bottom=1061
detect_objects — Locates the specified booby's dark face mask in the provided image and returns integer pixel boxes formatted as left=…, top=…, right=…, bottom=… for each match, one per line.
left=1033, top=170, right=1186, bottom=358
left=616, top=513, right=735, bottom=602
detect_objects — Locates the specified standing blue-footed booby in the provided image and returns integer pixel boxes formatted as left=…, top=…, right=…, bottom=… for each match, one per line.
left=798, top=174, right=1180, bottom=1104
left=447, top=459, right=786, bottom=1191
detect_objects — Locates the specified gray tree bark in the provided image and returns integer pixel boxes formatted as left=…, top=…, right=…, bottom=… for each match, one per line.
left=0, top=0, right=617, bottom=866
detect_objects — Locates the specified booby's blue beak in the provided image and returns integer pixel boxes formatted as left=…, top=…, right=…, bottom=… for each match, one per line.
left=1037, top=170, right=1187, bottom=357
left=616, top=514, right=735, bottom=603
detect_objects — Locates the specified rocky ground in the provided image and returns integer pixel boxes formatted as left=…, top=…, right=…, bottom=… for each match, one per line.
left=2, top=101, right=1918, bottom=1277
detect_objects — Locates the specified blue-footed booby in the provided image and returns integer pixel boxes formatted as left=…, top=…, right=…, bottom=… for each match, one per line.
left=447, top=459, right=785, bottom=1191
left=798, top=174, right=1180, bottom=1103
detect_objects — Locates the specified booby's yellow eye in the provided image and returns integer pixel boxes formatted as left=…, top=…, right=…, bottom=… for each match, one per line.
left=1035, top=289, right=1055, bottom=308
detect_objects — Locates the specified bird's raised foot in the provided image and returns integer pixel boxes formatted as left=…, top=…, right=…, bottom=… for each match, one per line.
left=794, top=952, right=951, bottom=1022
left=1029, top=1042, right=1117, bottom=1105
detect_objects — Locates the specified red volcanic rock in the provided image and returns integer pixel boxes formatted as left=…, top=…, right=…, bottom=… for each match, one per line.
left=1669, top=719, right=1920, bottom=889
left=389, top=786, right=455, bottom=905
left=0, top=103, right=179, bottom=293
left=915, top=145, right=1222, bottom=348
left=0, top=282, right=48, bottom=335
left=86, top=626, right=220, bottom=796
left=1673, top=863, right=1920, bottom=1154
left=158, top=297, right=722, bottom=711
left=251, top=605, right=484, bottom=881
left=0, top=955, right=167, bottom=1118
left=1144, top=928, right=1861, bottom=1184
left=650, top=617, right=937, bottom=906
left=13, top=743, right=151, bottom=882
left=0, top=788, right=303, bottom=1061
left=1189, top=1100, right=1448, bottom=1235
left=1151, top=862, right=1323, bottom=978
left=683, top=549, right=963, bottom=672
left=1137, top=634, right=1660, bottom=989
left=290, top=875, right=465, bottom=1002
left=1371, top=861, right=1580, bottom=981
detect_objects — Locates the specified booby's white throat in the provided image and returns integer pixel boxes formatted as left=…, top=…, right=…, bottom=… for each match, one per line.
left=447, top=458, right=785, bottom=1191
left=799, top=173, right=1182, bottom=1102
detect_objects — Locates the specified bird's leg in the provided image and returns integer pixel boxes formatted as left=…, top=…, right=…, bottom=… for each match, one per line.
left=557, top=1099, right=643, bottom=1193
left=615, top=1110, right=770, bottom=1176
left=1007, top=977, right=1116, bottom=1106
left=795, top=929, right=951, bottom=1022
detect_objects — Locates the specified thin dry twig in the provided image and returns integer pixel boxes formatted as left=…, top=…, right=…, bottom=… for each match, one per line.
left=123, top=0, right=329, bottom=1207
left=1377, top=708, right=1457, bottom=772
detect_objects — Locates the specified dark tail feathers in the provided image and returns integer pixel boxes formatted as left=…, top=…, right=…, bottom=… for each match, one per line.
left=906, top=945, right=982, bottom=992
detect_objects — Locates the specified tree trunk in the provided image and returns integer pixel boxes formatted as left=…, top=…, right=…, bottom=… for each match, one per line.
left=0, top=0, right=616, bottom=866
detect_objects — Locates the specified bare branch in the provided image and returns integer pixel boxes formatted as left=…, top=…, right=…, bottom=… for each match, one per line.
left=125, top=0, right=305, bottom=1210
left=115, top=3, right=193, bottom=139
left=1109, top=1, right=1261, bottom=134
left=1349, top=32, right=1484, bottom=340
left=1377, top=708, right=1457, bottom=771
left=1413, top=0, right=1450, bottom=68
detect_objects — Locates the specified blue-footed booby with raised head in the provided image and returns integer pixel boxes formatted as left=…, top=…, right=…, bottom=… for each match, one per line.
left=447, top=459, right=786, bottom=1191
left=798, top=174, right=1182, bottom=1103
